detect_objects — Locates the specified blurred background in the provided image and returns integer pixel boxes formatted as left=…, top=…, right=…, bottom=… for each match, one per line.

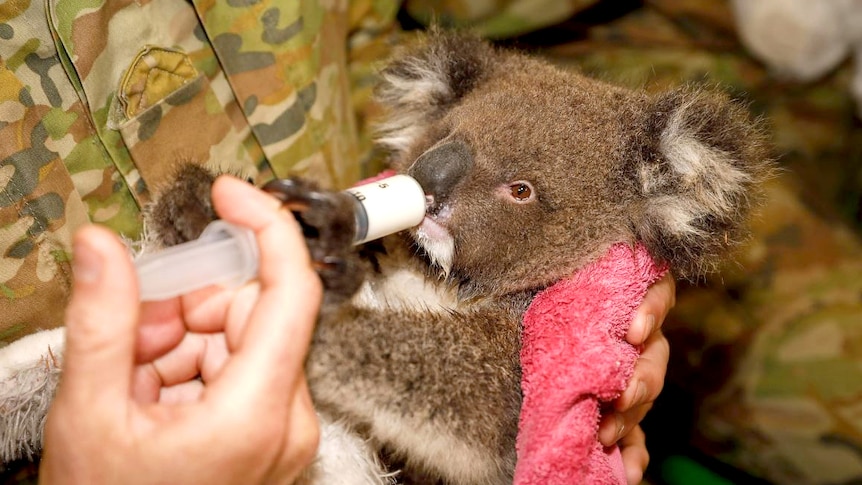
left=351, top=0, right=862, bottom=483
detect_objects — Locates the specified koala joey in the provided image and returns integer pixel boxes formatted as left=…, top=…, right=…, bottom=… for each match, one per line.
left=146, top=32, right=770, bottom=485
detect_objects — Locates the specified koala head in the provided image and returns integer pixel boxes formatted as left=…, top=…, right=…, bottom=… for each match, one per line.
left=375, top=32, right=771, bottom=297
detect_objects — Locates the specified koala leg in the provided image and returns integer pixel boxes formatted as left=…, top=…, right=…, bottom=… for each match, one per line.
left=0, top=328, right=64, bottom=464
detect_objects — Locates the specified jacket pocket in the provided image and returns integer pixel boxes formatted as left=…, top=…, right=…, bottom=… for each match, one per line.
left=47, top=0, right=266, bottom=199
left=113, top=46, right=265, bottom=189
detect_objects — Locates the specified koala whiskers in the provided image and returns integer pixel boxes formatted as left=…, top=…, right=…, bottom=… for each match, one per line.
left=413, top=216, right=455, bottom=277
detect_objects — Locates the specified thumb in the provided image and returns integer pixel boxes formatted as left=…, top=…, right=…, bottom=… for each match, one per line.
left=60, top=225, right=139, bottom=407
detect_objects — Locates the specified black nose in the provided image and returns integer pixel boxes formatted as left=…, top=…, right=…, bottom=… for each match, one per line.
left=407, top=141, right=473, bottom=206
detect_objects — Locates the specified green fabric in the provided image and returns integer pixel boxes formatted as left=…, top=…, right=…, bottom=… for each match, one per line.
left=403, top=0, right=600, bottom=38
left=661, top=455, right=734, bottom=485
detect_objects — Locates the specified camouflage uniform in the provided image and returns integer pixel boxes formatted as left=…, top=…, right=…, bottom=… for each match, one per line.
left=402, top=0, right=598, bottom=38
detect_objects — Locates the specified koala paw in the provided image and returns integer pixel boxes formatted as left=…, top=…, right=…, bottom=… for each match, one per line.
left=262, top=178, right=366, bottom=302
left=145, top=164, right=217, bottom=248
left=146, top=166, right=366, bottom=303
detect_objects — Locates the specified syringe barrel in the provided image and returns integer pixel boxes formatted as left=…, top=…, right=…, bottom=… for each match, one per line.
left=345, top=175, right=426, bottom=244
left=136, top=220, right=259, bottom=301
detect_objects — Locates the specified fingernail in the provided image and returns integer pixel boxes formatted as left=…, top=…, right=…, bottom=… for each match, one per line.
left=621, top=379, right=646, bottom=410
left=72, top=239, right=102, bottom=284
left=628, top=313, right=655, bottom=345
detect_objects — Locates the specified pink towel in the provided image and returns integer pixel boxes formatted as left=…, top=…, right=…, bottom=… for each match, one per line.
left=515, top=243, right=667, bottom=484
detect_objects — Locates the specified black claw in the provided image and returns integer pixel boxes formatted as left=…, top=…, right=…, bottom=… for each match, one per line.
left=261, top=177, right=364, bottom=301
left=261, top=178, right=303, bottom=199
left=262, top=178, right=343, bottom=213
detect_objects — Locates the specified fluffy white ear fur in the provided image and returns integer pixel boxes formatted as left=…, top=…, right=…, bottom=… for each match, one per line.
left=635, top=90, right=768, bottom=278
left=641, top=99, right=752, bottom=241
left=374, top=32, right=493, bottom=157
left=0, top=327, right=64, bottom=464
left=375, top=59, right=452, bottom=154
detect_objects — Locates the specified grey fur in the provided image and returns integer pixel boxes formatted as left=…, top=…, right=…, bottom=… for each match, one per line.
left=140, top=31, right=771, bottom=485
left=0, top=350, right=61, bottom=464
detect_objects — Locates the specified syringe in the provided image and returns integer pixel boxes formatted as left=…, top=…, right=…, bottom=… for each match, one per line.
left=134, top=175, right=426, bottom=301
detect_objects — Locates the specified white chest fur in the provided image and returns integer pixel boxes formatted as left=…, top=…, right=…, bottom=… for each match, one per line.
left=351, top=267, right=461, bottom=313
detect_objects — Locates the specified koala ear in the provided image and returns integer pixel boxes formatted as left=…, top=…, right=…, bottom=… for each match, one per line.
left=632, top=88, right=771, bottom=279
left=374, top=30, right=496, bottom=153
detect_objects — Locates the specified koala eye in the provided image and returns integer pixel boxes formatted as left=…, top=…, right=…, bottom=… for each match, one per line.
left=508, top=181, right=535, bottom=203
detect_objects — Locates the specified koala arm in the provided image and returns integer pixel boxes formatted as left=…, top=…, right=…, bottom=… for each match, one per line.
left=306, top=299, right=522, bottom=485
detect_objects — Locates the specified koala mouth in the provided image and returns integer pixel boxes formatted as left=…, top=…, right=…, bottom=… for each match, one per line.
left=412, top=197, right=455, bottom=275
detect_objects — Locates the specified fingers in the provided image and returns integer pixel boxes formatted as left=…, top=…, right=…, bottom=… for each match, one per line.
left=136, top=299, right=186, bottom=363
left=158, top=380, right=206, bottom=404
left=266, top=377, right=320, bottom=483
left=131, top=333, right=229, bottom=403
left=598, top=400, right=653, bottom=446
left=627, top=272, right=675, bottom=345
left=207, top=176, right=323, bottom=400
left=61, top=225, right=140, bottom=407
left=618, top=330, right=669, bottom=411
left=223, top=283, right=261, bottom=351
left=604, top=273, right=673, bottom=448
left=619, top=425, right=649, bottom=485
left=178, top=285, right=235, bottom=333
left=598, top=407, right=626, bottom=447
left=599, top=330, right=669, bottom=446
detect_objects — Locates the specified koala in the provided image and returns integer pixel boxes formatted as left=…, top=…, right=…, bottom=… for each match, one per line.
left=146, top=32, right=770, bottom=485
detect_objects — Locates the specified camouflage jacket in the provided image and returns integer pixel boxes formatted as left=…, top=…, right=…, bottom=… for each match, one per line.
left=0, top=0, right=418, bottom=344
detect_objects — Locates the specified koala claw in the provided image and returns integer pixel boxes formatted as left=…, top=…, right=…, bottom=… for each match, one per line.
left=261, top=178, right=365, bottom=303
left=263, top=178, right=325, bottom=211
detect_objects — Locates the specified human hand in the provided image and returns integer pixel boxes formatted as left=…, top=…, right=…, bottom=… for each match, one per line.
left=40, top=176, right=322, bottom=485
left=598, top=272, right=675, bottom=485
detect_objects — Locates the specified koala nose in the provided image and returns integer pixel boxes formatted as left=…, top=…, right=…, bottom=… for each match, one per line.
left=407, top=141, right=473, bottom=206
